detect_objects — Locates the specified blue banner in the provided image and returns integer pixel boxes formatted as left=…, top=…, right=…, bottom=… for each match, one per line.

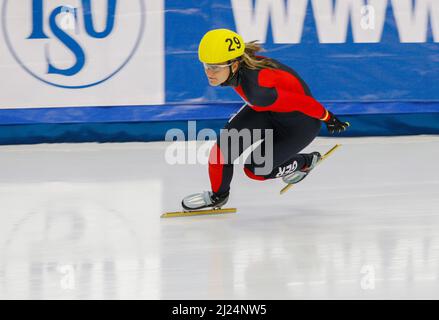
left=165, top=0, right=439, bottom=104
left=1, top=0, right=439, bottom=144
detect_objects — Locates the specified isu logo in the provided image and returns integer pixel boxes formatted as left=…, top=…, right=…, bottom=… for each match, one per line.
left=2, top=0, right=145, bottom=88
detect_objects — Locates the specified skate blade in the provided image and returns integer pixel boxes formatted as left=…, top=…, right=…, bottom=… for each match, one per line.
left=280, top=144, right=341, bottom=195
left=161, top=207, right=237, bottom=218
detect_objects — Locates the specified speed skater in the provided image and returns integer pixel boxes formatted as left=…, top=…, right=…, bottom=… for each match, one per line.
left=182, top=29, right=350, bottom=211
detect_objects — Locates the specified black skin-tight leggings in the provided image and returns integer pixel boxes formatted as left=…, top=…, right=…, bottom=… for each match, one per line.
left=208, top=104, right=322, bottom=196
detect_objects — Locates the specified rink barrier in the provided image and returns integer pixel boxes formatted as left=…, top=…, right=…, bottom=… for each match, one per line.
left=0, top=102, right=438, bottom=144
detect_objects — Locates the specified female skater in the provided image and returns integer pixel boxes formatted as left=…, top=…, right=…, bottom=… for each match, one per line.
left=182, top=29, right=349, bottom=211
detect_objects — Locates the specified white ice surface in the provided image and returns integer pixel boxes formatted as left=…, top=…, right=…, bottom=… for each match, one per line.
left=0, top=135, right=438, bottom=299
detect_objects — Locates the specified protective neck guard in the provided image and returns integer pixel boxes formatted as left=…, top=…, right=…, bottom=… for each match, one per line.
left=220, top=64, right=241, bottom=87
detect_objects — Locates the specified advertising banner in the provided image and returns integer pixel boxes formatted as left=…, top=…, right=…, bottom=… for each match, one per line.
left=0, top=0, right=164, bottom=109
left=2, top=1, right=439, bottom=111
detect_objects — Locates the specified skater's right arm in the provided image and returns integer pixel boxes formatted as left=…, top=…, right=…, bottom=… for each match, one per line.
left=242, top=68, right=350, bottom=132
left=241, top=68, right=328, bottom=119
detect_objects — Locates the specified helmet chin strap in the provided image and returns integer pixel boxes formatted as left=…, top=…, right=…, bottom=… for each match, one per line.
left=220, top=60, right=241, bottom=87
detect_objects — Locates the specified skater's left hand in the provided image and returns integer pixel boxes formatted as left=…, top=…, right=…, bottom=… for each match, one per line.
left=325, top=111, right=350, bottom=134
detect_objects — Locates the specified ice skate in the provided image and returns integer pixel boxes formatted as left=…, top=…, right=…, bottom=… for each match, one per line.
left=280, top=144, right=341, bottom=195
left=181, top=191, right=229, bottom=211
left=161, top=191, right=235, bottom=218
left=282, top=152, right=322, bottom=185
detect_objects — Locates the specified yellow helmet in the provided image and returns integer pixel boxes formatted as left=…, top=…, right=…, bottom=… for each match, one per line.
left=198, top=29, right=245, bottom=64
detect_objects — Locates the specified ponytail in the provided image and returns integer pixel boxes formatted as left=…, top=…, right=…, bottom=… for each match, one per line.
left=240, top=41, right=278, bottom=70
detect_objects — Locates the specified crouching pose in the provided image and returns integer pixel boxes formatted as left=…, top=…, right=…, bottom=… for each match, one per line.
left=182, top=29, right=349, bottom=211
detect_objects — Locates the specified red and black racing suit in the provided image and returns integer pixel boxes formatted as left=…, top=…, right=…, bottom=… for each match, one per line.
left=209, top=57, right=331, bottom=197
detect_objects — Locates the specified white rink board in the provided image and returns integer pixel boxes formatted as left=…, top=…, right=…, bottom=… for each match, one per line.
left=0, top=136, right=438, bottom=299
left=0, top=0, right=164, bottom=109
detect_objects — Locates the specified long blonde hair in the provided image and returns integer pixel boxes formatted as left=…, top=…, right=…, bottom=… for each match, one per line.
left=240, top=41, right=278, bottom=70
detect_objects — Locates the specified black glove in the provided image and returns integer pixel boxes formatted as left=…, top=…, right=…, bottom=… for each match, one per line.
left=325, top=111, right=350, bottom=134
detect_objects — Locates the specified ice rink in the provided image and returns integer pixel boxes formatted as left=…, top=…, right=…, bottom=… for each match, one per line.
left=0, top=135, right=438, bottom=299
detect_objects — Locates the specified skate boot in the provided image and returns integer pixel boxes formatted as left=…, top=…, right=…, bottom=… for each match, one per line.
left=282, top=152, right=321, bottom=185
left=182, top=191, right=229, bottom=211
